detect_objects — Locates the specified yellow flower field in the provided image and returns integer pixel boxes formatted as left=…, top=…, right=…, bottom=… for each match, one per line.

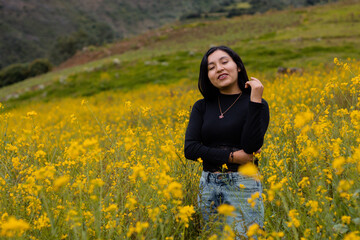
left=0, top=58, right=359, bottom=239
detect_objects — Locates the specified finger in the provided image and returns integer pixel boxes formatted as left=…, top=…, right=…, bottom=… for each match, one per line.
left=250, top=77, right=261, bottom=83
left=246, top=79, right=254, bottom=85
left=245, top=80, right=256, bottom=88
left=248, top=78, right=263, bottom=89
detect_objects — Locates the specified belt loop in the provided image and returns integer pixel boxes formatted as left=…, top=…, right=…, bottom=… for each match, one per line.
left=229, top=172, right=233, bottom=186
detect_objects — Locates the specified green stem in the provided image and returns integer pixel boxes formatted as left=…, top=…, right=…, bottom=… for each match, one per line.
left=279, top=192, right=299, bottom=240
left=40, top=191, right=58, bottom=239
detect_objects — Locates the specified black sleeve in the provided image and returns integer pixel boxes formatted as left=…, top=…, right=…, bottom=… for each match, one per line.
left=184, top=99, right=231, bottom=165
left=241, top=99, right=270, bottom=154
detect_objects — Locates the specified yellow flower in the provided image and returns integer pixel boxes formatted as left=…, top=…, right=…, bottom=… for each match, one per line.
left=267, top=189, right=275, bottom=202
left=148, top=207, right=160, bottom=222
left=247, top=192, right=260, bottom=208
left=65, top=141, right=85, bottom=160
left=341, top=215, right=351, bottom=225
left=34, top=150, right=46, bottom=160
left=26, top=111, right=37, bottom=117
left=90, top=178, right=105, bottom=187
left=238, top=163, right=259, bottom=180
left=333, top=157, right=346, bottom=175
left=141, top=106, right=151, bottom=117
left=247, top=223, right=259, bottom=237
left=125, top=197, right=137, bottom=211
left=286, top=209, right=300, bottom=228
left=5, top=144, right=18, bottom=152
left=163, top=181, right=183, bottom=200
left=298, top=177, right=310, bottom=189
left=271, top=231, right=285, bottom=238
left=294, top=109, right=314, bottom=128
left=82, top=137, right=98, bottom=147
left=33, top=166, right=56, bottom=180
left=337, top=180, right=353, bottom=192
left=104, top=204, right=118, bottom=213
left=344, top=231, right=360, bottom=240
left=222, top=163, right=228, bottom=171
left=125, top=101, right=132, bottom=110
left=11, top=157, right=21, bottom=170
left=306, top=200, right=322, bottom=216
left=343, top=63, right=350, bottom=71
left=176, top=205, right=195, bottom=228
left=53, top=175, right=70, bottom=191
left=0, top=216, right=30, bottom=237
left=208, top=234, right=218, bottom=240
left=129, top=164, right=148, bottom=182
left=224, top=225, right=235, bottom=240
left=157, top=172, right=174, bottom=187
left=127, top=221, right=149, bottom=237
left=33, top=213, right=51, bottom=230
left=89, top=178, right=105, bottom=193
left=217, top=204, right=236, bottom=217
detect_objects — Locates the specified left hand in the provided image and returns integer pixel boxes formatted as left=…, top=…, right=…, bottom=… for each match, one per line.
left=245, top=77, right=264, bottom=103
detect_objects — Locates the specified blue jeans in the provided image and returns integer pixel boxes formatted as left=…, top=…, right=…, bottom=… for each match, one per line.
left=198, top=171, right=264, bottom=239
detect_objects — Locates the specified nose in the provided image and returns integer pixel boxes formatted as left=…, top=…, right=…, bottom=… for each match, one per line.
left=216, top=64, right=224, bottom=72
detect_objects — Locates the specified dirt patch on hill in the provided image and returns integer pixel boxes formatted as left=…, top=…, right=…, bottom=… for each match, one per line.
left=54, top=27, right=175, bottom=71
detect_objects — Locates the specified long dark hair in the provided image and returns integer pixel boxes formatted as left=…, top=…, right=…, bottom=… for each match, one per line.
left=198, top=46, right=250, bottom=99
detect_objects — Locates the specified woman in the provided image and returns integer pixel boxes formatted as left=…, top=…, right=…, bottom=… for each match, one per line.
left=184, top=46, right=269, bottom=238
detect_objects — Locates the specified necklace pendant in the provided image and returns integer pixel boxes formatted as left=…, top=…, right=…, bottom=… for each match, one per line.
left=219, top=114, right=224, bottom=119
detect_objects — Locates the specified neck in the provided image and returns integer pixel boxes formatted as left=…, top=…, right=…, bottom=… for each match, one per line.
left=219, top=88, right=242, bottom=95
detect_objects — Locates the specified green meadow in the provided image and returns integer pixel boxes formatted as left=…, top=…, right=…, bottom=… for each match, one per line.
left=0, top=1, right=360, bottom=239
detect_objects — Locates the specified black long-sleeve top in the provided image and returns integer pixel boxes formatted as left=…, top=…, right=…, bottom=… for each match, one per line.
left=184, top=92, right=270, bottom=172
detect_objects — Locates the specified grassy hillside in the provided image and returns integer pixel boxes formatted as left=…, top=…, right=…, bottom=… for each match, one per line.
left=0, top=1, right=360, bottom=239
left=0, top=0, right=339, bottom=68
left=0, top=44, right=359, bottom=240
left=0, top=0, right=250, bottom=68
left=1, top=0, right=359, bottom=108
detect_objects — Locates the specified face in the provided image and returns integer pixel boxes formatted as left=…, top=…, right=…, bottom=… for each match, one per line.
left=207, top=50, right=240, bottom=94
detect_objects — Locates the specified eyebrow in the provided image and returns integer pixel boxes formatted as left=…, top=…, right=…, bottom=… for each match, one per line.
left=208, top=56, right=229, bottom=65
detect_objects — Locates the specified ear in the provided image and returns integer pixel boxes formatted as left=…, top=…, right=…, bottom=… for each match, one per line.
left=238, top=68, right=241, bottom=72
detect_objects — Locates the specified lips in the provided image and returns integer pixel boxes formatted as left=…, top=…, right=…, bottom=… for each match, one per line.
left=218, top=73, right=228, bottom=80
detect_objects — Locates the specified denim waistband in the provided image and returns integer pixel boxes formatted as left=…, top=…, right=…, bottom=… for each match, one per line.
left=201, top=171, right=253, bottom=184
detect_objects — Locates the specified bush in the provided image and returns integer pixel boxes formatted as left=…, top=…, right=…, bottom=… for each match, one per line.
left=227, top=8, right=255, bottom=18
left=180, top=11, right=202, bottom=21
left=0, top=59, right=52, bottom=88
left=28, top=59, right=53, bottom=77
left=0, top=63, right=29, bottom=87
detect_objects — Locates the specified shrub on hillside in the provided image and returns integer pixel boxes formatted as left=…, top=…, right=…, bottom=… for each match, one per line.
left=0, top=59, right=52, bottom=88
left=180, top=12, right=202, bottom=20
left=0, top=63, right=29, bottom=87
left=28, top=59, right=53, bottom=77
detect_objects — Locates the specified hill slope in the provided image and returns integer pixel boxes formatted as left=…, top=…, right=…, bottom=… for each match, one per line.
left=0, top=0, right=337, bottom=68
left=0, top=0, right=359, bottom=107
left=0, top=0, right=236, bottom=67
